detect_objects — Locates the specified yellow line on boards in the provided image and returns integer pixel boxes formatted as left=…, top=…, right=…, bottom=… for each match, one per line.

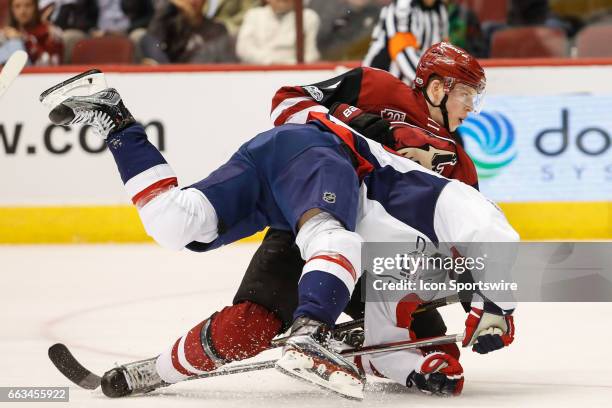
left=498, top=202, right=611, bottom=240
left=0, top=202, right=609, bottom=244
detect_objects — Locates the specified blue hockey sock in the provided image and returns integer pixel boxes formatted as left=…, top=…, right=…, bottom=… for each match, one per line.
left=105, top=123, right=168, bottom=184
left=294, top=271, right=351, bottom=326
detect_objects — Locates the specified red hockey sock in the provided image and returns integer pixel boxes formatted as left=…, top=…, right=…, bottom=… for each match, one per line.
left=210, top=301, right=282, bottom=361
left=156, top=301, right=282, bottom=383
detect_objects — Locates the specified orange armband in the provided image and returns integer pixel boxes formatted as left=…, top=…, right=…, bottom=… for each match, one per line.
left=388, top=32, right=419, bottom=60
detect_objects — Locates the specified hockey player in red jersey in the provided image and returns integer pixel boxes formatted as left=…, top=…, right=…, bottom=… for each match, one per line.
left=271, top=41, right=484, bottom=189
left=256, top=41, right=490, bottom=353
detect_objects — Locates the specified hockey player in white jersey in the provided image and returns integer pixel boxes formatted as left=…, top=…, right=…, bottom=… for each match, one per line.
left=40, top=70, right=518, bottom=400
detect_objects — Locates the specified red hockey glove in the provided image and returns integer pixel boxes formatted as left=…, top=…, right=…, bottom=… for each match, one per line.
left=391, top=123, right=458, bottom=177
left=462, top=304, right=515, bottom=354
left=329, top=103, right=394, bottom=147
left=408, top=351, right=464, bottom=396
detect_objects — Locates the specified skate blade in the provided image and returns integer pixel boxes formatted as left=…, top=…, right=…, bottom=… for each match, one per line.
left=40, top=69, right=107, bottom=108
left=276, top=361, right=364, bottom=401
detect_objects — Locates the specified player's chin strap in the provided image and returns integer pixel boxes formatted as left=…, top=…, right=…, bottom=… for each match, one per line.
left=422, top=89, right=451, bottom=132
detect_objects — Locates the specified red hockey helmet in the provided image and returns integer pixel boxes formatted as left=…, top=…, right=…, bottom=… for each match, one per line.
left=414, top=42, right=486, bottom=112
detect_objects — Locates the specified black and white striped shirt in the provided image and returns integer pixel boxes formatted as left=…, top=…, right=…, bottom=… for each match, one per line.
left=363, top=0, right=449, bottom=85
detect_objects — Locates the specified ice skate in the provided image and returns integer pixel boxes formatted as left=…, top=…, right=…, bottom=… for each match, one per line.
left=276, top=317, right=365, bottom=400
left=39, top=69, right=134, bottom=139
left=100, top=357, right=168, bottom=398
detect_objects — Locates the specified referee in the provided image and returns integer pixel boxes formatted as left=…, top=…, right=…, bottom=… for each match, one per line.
left=363, top=0, right=449, bottom=84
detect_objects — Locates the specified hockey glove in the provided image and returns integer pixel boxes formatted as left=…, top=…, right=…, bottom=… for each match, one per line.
left=462, top=303, right=515, bottom=354
left=408, top=351, right=464, bottom=396
left=329, top=102, right=394, bottom=147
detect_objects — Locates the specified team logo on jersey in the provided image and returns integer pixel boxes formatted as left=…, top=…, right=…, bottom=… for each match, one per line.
left=323, top=192, right=336, bottom=203
left=396, top=145, right=457, bottom=175
left=381, top=108, right=406, bottom=122
left=304, top=86, right=324, bottom=102
left=458, top=111, right=517, bottom=179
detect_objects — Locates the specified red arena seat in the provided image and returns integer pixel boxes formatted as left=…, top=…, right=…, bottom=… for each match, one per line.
left=460, top=0, right=508, bottom=24
left=71, top=36, right=135, bottom=65
left=576, top=23, right=612, bottom=57
left=490, top=26, right=568, bottom=58
left=0, top=0, right=9, bottom=27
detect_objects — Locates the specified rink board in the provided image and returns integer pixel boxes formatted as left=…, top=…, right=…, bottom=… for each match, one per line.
left=0, top=201, right=610, bottom=243
left=1, top=60, right=611, bottom=242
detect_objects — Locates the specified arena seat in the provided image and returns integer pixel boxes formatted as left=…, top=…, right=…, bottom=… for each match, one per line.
left=576, top=23, right=612, bottom=57
left=490, top=26, right=569, bottom=58
left=0, top=0, right=9, bottom=27
left=460, top=0, right=508, bottom=24
left=71, top=36, right=134, bottom=65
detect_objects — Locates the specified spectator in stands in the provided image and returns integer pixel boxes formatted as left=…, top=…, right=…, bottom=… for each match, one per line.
left=119, top=0, right=154, bottom=62
left=202, top=0, right=259, bottom=37
left=508, top=0, right=570, bottom=32
left=509, top=0, right=548, bottom=25
left=0, top=0, right=62, bottom=64
left=90, top=0, right=129, bottom=37
left=38, top=1, right=153, bottom=63
left=236, top=0, right=320, bottom=64
left=141, top=0, right=235, bottom=64
left=310, top=0, right=380, bottom=61
left=550, top=0, right=612, bottom=24
left=38, top=1, right=96, bottom=63
left=445, top=0, right=486, bottom=57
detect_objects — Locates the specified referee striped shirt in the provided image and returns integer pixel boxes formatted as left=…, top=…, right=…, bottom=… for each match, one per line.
left=363, top=0, right=449, bottom=85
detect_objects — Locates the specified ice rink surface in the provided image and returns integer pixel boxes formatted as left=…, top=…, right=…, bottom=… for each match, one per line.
left=1, top=243, right=611, bottom=407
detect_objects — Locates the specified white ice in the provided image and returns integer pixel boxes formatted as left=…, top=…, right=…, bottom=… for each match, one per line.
left=1, top=244, right=611, bottom=407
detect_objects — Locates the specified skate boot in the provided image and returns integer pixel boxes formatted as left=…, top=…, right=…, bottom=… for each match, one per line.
left=39, top=69, right=134, bottom=139
left=276, top=317, right=365, bottom=400
left=101, top=357, right=168, bottom=398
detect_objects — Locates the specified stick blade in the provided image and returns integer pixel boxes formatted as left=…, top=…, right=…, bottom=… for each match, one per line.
left=48, top=343, right=101, bottom=390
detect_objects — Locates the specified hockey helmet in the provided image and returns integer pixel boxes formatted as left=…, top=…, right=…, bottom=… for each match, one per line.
left=414, top=42, right=486, bottom=113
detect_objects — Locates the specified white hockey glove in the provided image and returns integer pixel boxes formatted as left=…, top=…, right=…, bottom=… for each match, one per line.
left=462, top=302, right=515, bottom=354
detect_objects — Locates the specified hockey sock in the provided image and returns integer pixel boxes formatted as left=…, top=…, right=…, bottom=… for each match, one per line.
left=294, top=269, right=351, bottom=326
left=156, top=301, right=281, bottom=383
left=294, top=213, right=361, bottom=327
left=105, top=123, right=177, bottom=207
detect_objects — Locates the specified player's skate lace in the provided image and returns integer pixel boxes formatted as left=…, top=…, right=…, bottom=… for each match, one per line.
left=331, top=327, right=364, bottom=350
left=70, top=109, right=115, bottom=137
left=121, top=358, right=162, bottom=392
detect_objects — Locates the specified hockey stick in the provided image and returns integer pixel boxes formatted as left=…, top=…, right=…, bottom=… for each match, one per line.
left=48, top=295, right=460, bottom=390
left=178, top=333, right=465, bottom=381
left=0, top=50, right=27, bottom=99
left=49, top=334, right=463, bottom=391
left=270, top=294, right=460, bottom=347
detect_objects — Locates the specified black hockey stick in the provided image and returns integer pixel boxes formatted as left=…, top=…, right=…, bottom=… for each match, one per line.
left=48, top=344, right=104, bottom=390
left=49, top=295, right=459, bottom=390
